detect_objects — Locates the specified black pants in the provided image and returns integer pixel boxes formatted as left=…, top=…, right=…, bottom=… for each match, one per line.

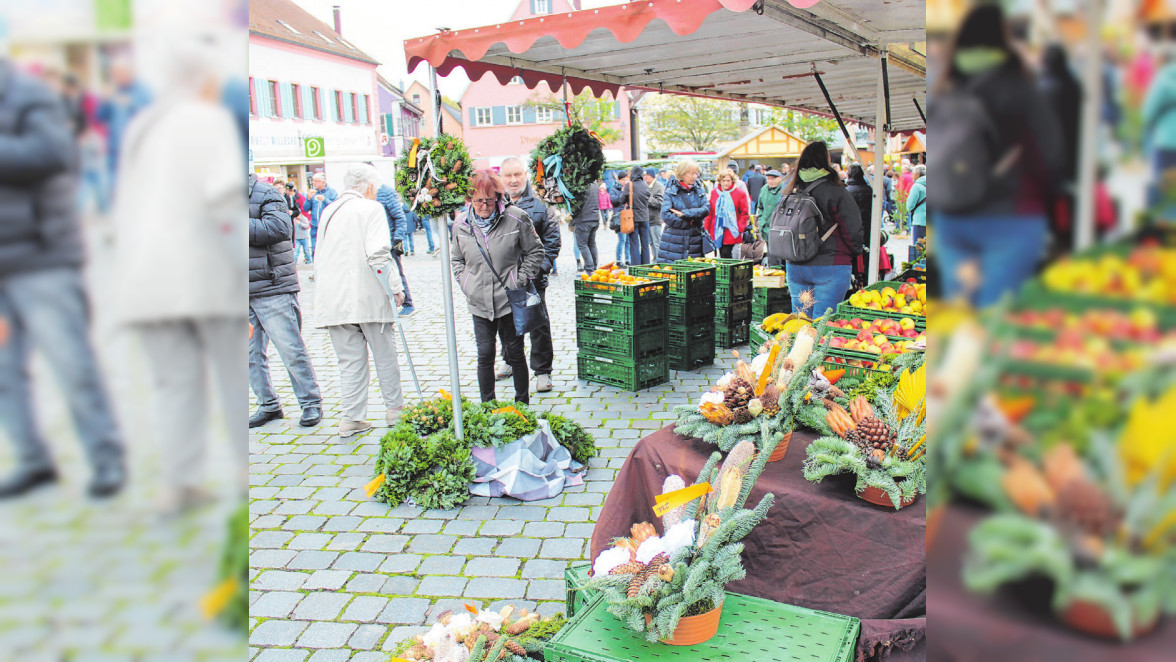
left=474, top=313, right=528, bottom=404
left=719, top=243, right=735, bottom=258
left=392, top=251, right=413, bottom=307
left=501, top=286, right=552, bottom=375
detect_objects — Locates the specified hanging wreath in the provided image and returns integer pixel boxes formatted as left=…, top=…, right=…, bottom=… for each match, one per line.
left=528, top=125, right=605, bottom=219
left=394, top=135, right=473, bottom=218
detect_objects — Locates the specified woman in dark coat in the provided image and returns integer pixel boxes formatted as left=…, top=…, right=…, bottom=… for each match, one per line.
left=657, top=159, right=711, bottom=261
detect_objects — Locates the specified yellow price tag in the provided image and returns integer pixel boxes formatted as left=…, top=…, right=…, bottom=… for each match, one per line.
left=652, top=482, right=710, bottom=517
left=364, top=473, right=386, bottom=498
left=408, top=138, right=420, bottom=168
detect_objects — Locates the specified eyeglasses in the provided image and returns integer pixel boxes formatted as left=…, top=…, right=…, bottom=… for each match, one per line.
left=471, top=198, right=497, bottom=206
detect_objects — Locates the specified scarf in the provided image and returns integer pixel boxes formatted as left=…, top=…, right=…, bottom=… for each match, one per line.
left=471, top=203, right=498, bottom=230
left=799, top=168, right=830, bottom=183
left=954, top=47, right=1008, bottom=76
left=713, top=186, right=737, bottom=244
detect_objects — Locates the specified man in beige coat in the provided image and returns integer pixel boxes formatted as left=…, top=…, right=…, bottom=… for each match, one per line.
left=313, top=165, right=406, bottom=437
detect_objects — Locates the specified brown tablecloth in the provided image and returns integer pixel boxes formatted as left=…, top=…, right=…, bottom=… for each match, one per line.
left=928, top=504, right=1176, bottom=662
left=591, top=425, right=926, bottom=661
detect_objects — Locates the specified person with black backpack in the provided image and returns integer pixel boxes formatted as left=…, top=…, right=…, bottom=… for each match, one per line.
left=929, top=4, right=1064, bottom=307
left=766, top=141, right=863, bottom=320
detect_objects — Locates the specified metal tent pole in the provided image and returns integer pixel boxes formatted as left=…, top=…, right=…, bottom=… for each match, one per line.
left=431, top=64, right=463, bottom=441
left=813, top=69, right=861, bottom=163
left=1074, top=0, right=1103, bottom=252
left=868, top=53, right=888, bottom=284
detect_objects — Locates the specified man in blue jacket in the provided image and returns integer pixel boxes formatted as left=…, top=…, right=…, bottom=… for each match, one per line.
left=0, top=59, right=125, bottom=498
left=377, top=184, right=415, bottom=317
left=302, top=172, right=338, bottom=257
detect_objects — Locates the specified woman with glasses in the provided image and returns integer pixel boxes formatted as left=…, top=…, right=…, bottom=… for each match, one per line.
left=451, top=170, right=546, bottom=404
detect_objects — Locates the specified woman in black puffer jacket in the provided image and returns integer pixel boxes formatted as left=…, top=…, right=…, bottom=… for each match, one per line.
left=657, top=159, right=711, bottom=261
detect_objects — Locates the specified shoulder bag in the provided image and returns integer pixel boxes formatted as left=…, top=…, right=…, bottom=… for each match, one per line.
left=619, top=182, right=635, bottom=234
left=472, top=233, right=548, bottom=336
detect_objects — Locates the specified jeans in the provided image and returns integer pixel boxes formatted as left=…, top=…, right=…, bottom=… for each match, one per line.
left=473, top=313, right=528, bottom=404
left=786, top=263, right=852, bottom=320
left=424, top=218, right=436, bottom=252
left=575, top=223, right=599, bottom=272
left=937, top=214, right=1047, bottom=308
left=749, top=200, right=757, bottom=215
left=912, top=225, right=927, bottom=244
left=78, top=166, right=109, bottom=216
left=249, top=293, right=322, bottom=413
left=404, top=228, right=415, bottom=254
left=572, top=238, right=582, bottom=264
left=294, top=238, right=312, bottom=263
left=501, top=285, right=552, bottom=375
left=648, top=224, right=664, bottom=262
left=392, top=252, right=413, bottom=307
left=630, top=221, right=651, bottom=265
left=616, top=230, right=629, bottom=263
left=310, top=222, right=319, bottom=256
left=0, top=268, right=124, bottom=472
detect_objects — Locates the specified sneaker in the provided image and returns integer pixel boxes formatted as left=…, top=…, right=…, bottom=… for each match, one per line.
left=495, top=363, right=513, bottom=380
left=339, top=420, right=374, bottom=438
left=399, top=305, right=416, bottom=318
left=536, top=374, right=553, bottom=392
left=386, top=407, right=403, bottom=426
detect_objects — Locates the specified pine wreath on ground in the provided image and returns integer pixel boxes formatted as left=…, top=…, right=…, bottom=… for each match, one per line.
left=394, top=135, right=473, bottom=218
left=528, top=125, right=605, bottom=218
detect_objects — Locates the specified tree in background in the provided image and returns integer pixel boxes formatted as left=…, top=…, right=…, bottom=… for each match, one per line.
left=766, top=108, right=840, bottom=144
left=524, top=91, right=623, bottom=144
left=643, top=95, right=740, bottom=152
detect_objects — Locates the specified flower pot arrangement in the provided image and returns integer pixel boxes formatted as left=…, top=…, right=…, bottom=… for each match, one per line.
left=528, top=125, right=605, bottom=218
left=801, top=361, right=928, bottom=509
left=586, top=440, right=775, bottom=644
left=394, top=135, right=473, bottom=218
left=390, top=603, right=568, bottom=661
left=963, top=439, right=1176, bottom=641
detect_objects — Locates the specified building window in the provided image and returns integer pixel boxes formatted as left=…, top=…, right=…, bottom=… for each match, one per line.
left=310, top=86, right=322, bottom=120
left=312, top=30, right=334, bottom=44
left=350, top=93, right=359, bottom=123
left=535, top=106, right=553, bottom=123
left=505, top=105, right=523, bottom=125
left=291, top=83, right=303, bottom=119
left=360, top=95, right=370, bottom=124
left=275, top=19, right=301, bottom=35
left=534, top=0, right=551, bottom=14
left=248, top=78, right=256, bottom=116
left=753, top=108, right=769, bottom=125
left=335, top=90, right=345, bottom=123
left=266, top=80, right=280, bottom=117
left=475, top=107, right=492, bottom=126
left=413, top=94, right=420, bottom=105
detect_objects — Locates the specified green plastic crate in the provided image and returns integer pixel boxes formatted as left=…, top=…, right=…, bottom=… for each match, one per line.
left=629, top=264, right=716, bottom=299
left=576, top=325, right=666, bottom=361
left=575, top=277, right=669, bottom=303
left=543, top=592, right=861, bottom=662
left=577, top=352, right=669, bottom=391
left=822, top=348, right=895, bottom=380
left=716, top=280, right=753, bottom=306
left=836, top=301, right=926, bottom=325
left=564, top=562, right=595, bottom=618
left=576, top=298, right=668, bottom=333
left=669, top=333, right=716, bottom=371
left=668, top=322, right=715, bottom=349
left=749, top=323, right=773, bottom=351
left=716, top=299, right=753, bottom=326
left=669, top=296, right=715, bottom=326
left=753, top=287, right=791, bottom=319
left=676, top=258, right=754, bottom=284
left=1018, top=280, right=1176, bottom=330
left=716, top=320, right=751, bottom=348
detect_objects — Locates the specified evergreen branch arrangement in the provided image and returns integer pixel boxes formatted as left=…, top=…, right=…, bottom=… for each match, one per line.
left=372, top=394, right=599, bottom=510
left=215, top=503, right=248, bottom=630
left=802, top=362, right=928, bottom=509
left=528, top=125, right=605, bottom=218
left=391, top=603, right=568, bottom=661
left=674, top=318, right=832, bottom=454
left=394, top=135, right=473, bottom=218
left=586, top=441, right=775, bottom=643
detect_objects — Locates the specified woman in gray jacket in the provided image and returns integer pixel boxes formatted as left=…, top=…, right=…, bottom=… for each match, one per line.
left=452, top=170, right=546, bottom=404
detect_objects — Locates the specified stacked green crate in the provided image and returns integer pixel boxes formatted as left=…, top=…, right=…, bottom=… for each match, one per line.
left=574, top=277, right=670, bottom=390
left=630, top=263, right=716, bottom=371
left=752, top=286, right=791, bottom=320
left=678, top=258, right=754, bottom=348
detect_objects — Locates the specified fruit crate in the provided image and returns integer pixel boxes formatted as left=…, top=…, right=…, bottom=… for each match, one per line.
left=675, top=258, right=754, bottom=285
left=716, top=299, right=753, bottom=326
left=753, top=287, right=791, bottom=319
left=668, top=322, right=715, bottom=349
left=576, top=325, right=666, bottom=362
left=716, top=279, right=753, bottom=305
left=836, top=300, right=926, bottom=324
left=543, top=592, right=860, bottom=662
left=749, top=323, right=773, bottom=351
left=574, top=277, right=669, bottom=303
left=753, top=272, right=788, bottom=288
left=669, top=333, right=716, bottom=371
left=826, top=311, right=926, bottom=339
left=628, top=264, right=716, bottom=300
left=564, top=562, right=595, bottom=618
left=669, top=296, right=715, bottom=327
left=716, top=320, right=751, bottom=348
left=1018, top=280, right=1176, bottom=330
left=576, top=297, right=668, bottom=334
left=577, top=352, right=669, bottom=391
left=822, top=348, right=893, bottom=380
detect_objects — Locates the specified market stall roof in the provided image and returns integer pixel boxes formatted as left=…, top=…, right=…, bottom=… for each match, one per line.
left=404, top=0, right=927, bottom=132
left=897, top=131, right=925, bottom=154
left=716, top=124, right=809, bottom=159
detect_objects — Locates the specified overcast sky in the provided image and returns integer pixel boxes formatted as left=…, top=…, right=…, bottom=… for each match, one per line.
left=290, top=0, right=621, bottom=101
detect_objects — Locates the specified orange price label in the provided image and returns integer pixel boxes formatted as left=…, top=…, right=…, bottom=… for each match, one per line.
left=652, top=482, right=711, bottom=517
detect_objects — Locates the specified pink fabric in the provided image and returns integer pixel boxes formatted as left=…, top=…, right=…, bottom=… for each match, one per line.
left=598, top=189, right=612, bottom=209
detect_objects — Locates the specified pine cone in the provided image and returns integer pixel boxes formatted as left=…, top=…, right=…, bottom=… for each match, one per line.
left=505, top=619, right=532, bottom=636
left=723, top=377, right=754, bottom=410
left=630, top=522, right=657, bottom=544
left=1057, top=479, right=1119, bottom=538
left=732, top=406, right=753, bottom=424
left=856, top=417, right=894, bottom=453
left=761, top=384, right=781, bottom=416
left=609, top=561, right=644, bottom=576
left=505, top=640, right=528, bottom=657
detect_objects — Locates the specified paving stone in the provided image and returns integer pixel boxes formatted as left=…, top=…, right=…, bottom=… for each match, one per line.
left=451, top=537, right=496, bottom=556
left=495, top=538, right=541, bottom=558
left=494, top=506, right=549, bottom=521
left=539, top=538, right=585, bottom=559
left=249, top=619, right=309, bottom=646
left=401, top=519, right=444, bottom=534
left=426, top=598, right=474, bottom=621
left=292, top=592, right=352, bottom=621
left=251, top=549, right=296, bottom=569
left=564, top=523, right=597, bottom=538
left=465, top=578, right=527, bottom=599
left=527, top=579, right=566, bottom=601
left=442, top=519, right=481, bottom=536
left=407, top=535, right=457, bottom=554
left=522, top=521, right=565, bottom=538
left=478, top=520, right=523, bottom=536
left=325, top=532, right=366, bottom=551
left=250, top=591, right=304, bottom=618
left=417, top=555, right=466, bottom=575
left=287, top=533, right=333, bottom=550
left=377, top=598, right=431, bottom=625
left=302, top=569, right=352, bottom=591
left=522, top=559, right=569, bottom=580
left=280, top=515, right=326, bottom=531
left=351, top=651, right=391, bottom=662
left=341, top=596, right=389, bottom=622
left=251, top=530, right=295, bottom=549
left=344, top=573, right=387, bottom=594
left=252, top=571, right=308, bottom=591
left=253, top=649, right=310, bottom=662
left=287, top=550, right=339, bottom=570
left=321, top=516, right=364, bottom=532
left=463, top=557, right=520, bottom=577
left=378, top=553, right=421, bottom=574
left=296, top=622, right=357, bottom=648
left=306, top=651, right=350, bottom=662
left=415, top=576, right=468, bottom=597
left=361, top=534, right=408, bottom=553
left=381, top=575, right=420, bottom=596
left=332, top=552, right=384, bottom=572
left=348, top=624, right=387, bottom=650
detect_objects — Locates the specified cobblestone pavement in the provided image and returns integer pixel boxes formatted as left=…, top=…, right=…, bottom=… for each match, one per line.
left=0, top=220, right=246, bottom=660
left=247, top=224, right=914, bottom=659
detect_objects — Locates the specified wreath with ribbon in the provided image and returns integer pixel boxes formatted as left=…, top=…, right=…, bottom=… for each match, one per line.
left=394, top=135, right=473, bottom=218
left=528, top=125, right=605, bottom=219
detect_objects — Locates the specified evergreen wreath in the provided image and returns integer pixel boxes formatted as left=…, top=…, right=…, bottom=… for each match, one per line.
left=395, top=135, right=473, bottom=218
left=528, top=125, right=605, bottom=218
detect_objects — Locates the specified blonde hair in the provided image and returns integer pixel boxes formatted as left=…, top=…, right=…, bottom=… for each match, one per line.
left=674, top=159, right=699, bottom=180
left=716, top=171, right=736, bottom=185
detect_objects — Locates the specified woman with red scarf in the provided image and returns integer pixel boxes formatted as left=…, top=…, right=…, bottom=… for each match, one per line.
left=703, top=170, right=750, bottom=258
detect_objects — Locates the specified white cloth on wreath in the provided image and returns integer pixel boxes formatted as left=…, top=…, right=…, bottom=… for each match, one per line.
left=468, top=419, right=585, bottom=500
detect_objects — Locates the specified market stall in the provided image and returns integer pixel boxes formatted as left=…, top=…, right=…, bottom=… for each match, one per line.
left=714, top=125, right=808, bottom=174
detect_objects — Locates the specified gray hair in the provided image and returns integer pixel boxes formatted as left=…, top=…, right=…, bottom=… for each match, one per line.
left=913, top=164, right=926, bottom=179
left=343, top=164, right=380, bottom=193
left=500, top=156, right=526, bottom=171
left=312, top=172, right=327, bottom=181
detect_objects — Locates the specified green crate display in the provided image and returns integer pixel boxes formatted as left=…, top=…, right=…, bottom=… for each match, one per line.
left=675, top=258, right=754, bottom=284
left=574, top=277, right=669, bottom=303
left=669, top=333, right=716, bottom=371
left=749, top=323, right=773, bottom=351
left=716, top=320, right=751, bottom=348
left=543, top=592, right=861, bottom=662
left=629, top=264, right=716, bottom=299
left=1018, top=280, right=1176, bottom=329
left=668, top=296, right=715, bottom=327
left=576, top=325, right=666, bottom=361
left=716, top=280, right=753, bottom=306
left=576, top=298, right=668, bottom=333
left=669, top=322, right=715, bottom=348
left=822, top=348, right=893, bottom=380
left=577, top=352, right=669, bottom=391
left=715, top=299, right=753, bottom=326
left=564, top=562, right=595, bottom=618
left=753, top=287, right=791, bottom=319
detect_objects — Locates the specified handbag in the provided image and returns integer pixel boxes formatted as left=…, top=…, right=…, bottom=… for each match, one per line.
left=472, top=234, right=548, bottom=336
left=619, top=182, right=635, bottom=234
